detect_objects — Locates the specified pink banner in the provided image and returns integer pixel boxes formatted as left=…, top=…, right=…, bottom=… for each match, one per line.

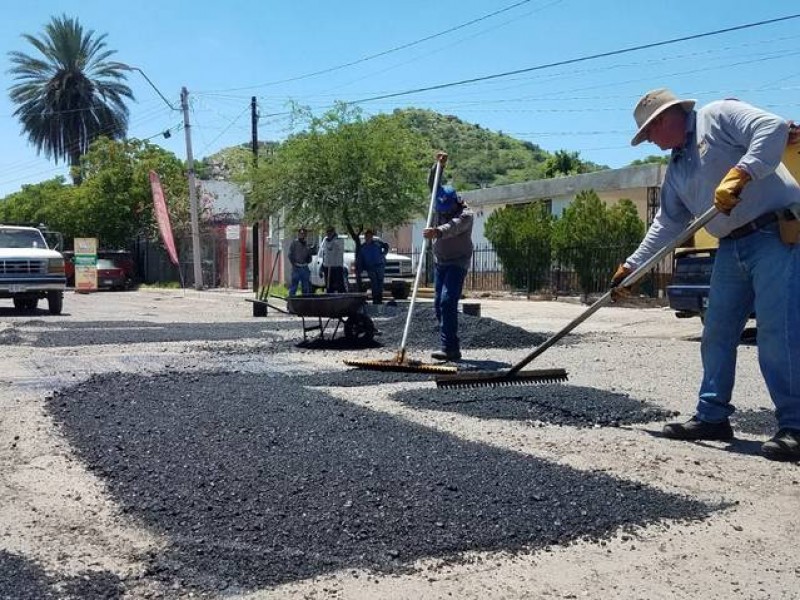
left=149, top=170, right=179, bottom=266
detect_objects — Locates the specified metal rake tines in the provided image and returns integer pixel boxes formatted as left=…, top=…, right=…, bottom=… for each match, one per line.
left=435, top=368, right=569, bottom=389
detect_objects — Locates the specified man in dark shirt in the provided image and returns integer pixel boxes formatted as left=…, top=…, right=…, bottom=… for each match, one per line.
left=287, top=227, right=313, bottom=296
left=356, top=229, right=388, bottom=304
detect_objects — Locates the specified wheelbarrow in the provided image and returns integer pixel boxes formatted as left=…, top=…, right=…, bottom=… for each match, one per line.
left=286, top=293, right=375, bottom=343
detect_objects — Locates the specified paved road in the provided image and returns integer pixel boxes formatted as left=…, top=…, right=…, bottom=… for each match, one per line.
left=0, top=289, right=796, bottom=600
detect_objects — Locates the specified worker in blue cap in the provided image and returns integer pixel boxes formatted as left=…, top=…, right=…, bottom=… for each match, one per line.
left=423, top=151, right=474, bottom=361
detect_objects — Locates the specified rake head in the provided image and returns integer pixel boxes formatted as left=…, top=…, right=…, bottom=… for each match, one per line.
left=344, top=357, right=458, bottom=375
left=435, top=368, right=568, bottom=389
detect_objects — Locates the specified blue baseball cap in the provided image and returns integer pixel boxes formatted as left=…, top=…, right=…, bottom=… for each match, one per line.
left=436, top=185, right=461, bottom=213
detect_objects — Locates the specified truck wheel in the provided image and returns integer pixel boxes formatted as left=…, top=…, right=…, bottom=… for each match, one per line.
left=47, top=291, right=63, bottom=315
left=13, top=298, right=38, bottom=312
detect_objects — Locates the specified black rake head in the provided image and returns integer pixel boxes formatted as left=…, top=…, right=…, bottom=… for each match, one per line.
left=435, top=368, right=568, bottom=389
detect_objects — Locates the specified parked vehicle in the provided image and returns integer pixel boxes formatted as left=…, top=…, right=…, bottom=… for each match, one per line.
left=667, top=229, right=754, bottom=324
left=666, top=246, right=715, bottom=321
left=96, top=258, right=128, bottom=290
left=0, top=225, right=66, bottom=314
left=309, top=234, right=413, bottom=298
left=64, top=250, right=138, bottom=290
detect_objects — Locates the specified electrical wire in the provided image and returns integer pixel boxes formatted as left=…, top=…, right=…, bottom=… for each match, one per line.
left=199, top=0, right=548, bottom=93
left=347, top=13, right=800, bottom=104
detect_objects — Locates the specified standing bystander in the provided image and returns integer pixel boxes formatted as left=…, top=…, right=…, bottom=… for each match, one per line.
left=356, top=229, right=388, bottom=304
left=287, top=227, right=313, bottom=297
left=319, top=226, right=346, bottom=293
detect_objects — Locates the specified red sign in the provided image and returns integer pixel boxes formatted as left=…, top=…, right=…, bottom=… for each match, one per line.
left=149, top=170, right=179, bottom=266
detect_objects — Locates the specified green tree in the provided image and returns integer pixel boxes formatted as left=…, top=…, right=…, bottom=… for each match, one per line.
left=629, top=155, right=669, bottom=166
left=0, top=139, right=189, bottom=251
left=0, top=177, right=76, bottom=234
left=7, top=14, right=133, bottom=184
left=542, top=149, right=597, bottom=178
left=552, top=190, right=644, bottom=299
left=79, top=137, right=190, bottom=248
left=246, top=103, right=428, bottom=279
left=484, top=202, right=553, bottom=292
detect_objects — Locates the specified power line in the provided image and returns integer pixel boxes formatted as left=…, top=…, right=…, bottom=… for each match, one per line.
left=349, top=13, right=800, bottom=104
left=199, top=0, right=550, bottom=93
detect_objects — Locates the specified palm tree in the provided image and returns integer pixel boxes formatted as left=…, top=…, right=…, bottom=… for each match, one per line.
left=7, top=15, right=134, bottom=184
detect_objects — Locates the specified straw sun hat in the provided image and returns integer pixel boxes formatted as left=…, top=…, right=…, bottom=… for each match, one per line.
left=631, top=88, right=696, bottom=146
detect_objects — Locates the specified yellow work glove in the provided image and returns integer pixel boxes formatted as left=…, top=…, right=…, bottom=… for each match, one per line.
left=714, top=167, right=751, bottom=215
left=610, top=263, right=634, bottom=302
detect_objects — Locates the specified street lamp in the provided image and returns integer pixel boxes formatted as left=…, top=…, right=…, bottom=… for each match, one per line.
left=114, top=62, right=204, bottom=290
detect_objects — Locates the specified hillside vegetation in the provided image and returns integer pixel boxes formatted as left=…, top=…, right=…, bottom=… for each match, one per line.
left=202, top=108, right=607, bottom=190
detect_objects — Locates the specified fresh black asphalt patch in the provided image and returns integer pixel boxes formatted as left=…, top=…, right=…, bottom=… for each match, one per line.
left=0, top=320, right=291, bottom=347
left=393, top=384, right=679, bottom=427
left=0, top=550, right=122, bottom=600
left=731, top=408, right=778, bottom=436
left=48, top=370, right=717, bottom=595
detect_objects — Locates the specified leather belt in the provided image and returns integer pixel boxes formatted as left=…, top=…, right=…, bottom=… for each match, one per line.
left=725, top=211, right=779, bottom=240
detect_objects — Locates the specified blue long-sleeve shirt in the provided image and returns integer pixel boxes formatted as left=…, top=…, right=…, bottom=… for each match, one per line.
left=627, top=99, right=800, bottom=268
left=357, top=240, right=387, bottom=270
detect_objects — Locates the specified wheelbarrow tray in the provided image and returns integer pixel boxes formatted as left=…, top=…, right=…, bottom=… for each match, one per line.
left=287, top=293, right=368, bottom=318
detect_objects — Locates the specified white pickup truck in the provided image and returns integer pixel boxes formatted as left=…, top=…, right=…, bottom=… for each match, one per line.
left=0, top=225, right=66, bottom=314
left=309, top=234, right=413, bottom=299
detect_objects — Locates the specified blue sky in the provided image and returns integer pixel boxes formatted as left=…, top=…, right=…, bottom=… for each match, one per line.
left=1, top=0, right=799, bottom=197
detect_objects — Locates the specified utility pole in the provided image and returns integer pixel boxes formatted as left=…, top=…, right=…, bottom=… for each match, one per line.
left=250, top=96, right=260, bottom=296
left=251, top=96, right=259, bottom=167
left=181, top=87, right=204, bottom=290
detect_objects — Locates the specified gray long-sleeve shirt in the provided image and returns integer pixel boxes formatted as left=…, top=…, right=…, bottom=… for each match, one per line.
left=427, top=164, right=474, bottom=268
left=626, top=99, right=800, bottom=268
left=288, top=239, right=312, bottom=267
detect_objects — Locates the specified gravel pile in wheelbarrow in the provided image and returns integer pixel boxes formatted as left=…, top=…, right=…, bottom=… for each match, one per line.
left=374, top=304, right=550, bottom=350
left=48, top=370, right=717, bottom=594
left=393, top=383, right=679, bottom=428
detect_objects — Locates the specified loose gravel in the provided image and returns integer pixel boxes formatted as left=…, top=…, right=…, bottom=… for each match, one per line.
left=47, top=370, right=717, bottom=596
left=732, top=408, right=779, bottom=436
left=372, top=304, right=550, bottom=350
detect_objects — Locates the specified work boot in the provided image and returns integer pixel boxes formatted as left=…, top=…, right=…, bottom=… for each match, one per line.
left=431, top=349, right=461, bottom=361
left=662, top=416, right=734, bottom=441
left=761, top=429, right=800, bottom=462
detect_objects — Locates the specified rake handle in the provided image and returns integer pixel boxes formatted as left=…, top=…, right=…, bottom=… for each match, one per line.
left=398, top=161, right=444, bottom=359
left=507, top=205, right=719, bottom=376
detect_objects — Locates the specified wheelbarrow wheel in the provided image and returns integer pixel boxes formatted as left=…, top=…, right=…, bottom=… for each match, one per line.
left=344, top=313, right=375, bottom=342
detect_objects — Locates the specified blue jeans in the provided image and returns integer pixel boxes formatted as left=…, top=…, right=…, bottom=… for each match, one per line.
left=698, top=223, right=800, bottom=429
left=434, top=263, right=467, bottom=352
left=289, top=265, right=311, bottom=296
left=366, top=264, right=385, bottom=304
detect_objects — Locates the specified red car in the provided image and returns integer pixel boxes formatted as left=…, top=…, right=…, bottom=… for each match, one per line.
left=96, top=258, right=128, bottom=290
left=64, top=251, right=138, bottom=290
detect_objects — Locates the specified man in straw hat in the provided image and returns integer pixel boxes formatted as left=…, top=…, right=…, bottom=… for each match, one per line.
left=610, top=88, right=800, bottom=461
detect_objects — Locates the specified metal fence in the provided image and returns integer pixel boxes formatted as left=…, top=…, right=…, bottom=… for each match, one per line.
left=396, top=243, right=671, bottom=298
left=133, top=232, right=222, bottom=288
left=133, top=234, right=671, bottom=298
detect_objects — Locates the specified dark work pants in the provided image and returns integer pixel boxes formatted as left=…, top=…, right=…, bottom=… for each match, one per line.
left=434, top=263, right=467, bottom=352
